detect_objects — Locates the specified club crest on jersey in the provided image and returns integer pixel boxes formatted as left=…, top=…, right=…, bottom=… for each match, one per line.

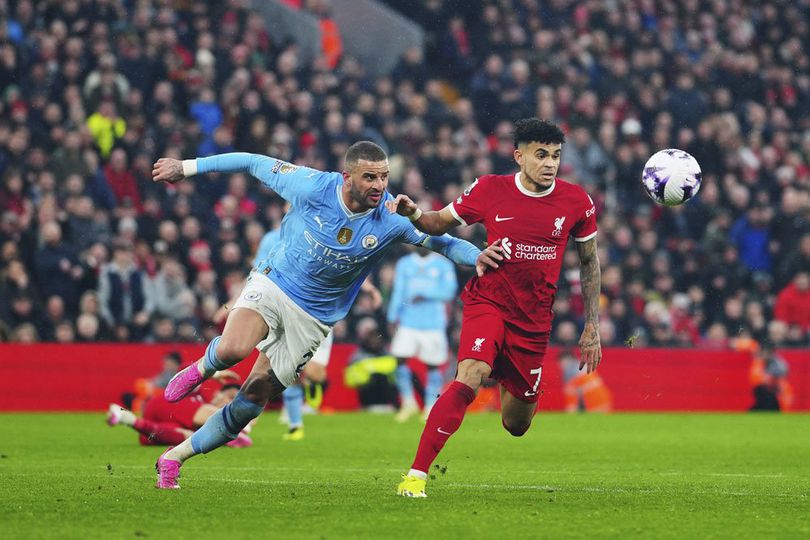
left=552, top=216, right=566, bottom=236
left=362, top=234, right=378, bottom=249
left=337, top=227, right=353, bottom=245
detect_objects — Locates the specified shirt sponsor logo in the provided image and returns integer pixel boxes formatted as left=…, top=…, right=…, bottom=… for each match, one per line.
left=585, top=206, right=596, bottom=218
left=501, top=236, right=558, bottom=261
left=304, top=230, right=369, bottom=270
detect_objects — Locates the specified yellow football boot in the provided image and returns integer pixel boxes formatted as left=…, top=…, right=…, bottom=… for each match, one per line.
left=397, top=474, right=427, bottom=498
left=282, top=427, right=304, bottom=441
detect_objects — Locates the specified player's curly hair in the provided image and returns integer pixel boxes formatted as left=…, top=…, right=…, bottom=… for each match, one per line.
left=513, top=118, right=566, bottom=148
left=344, top=141, right=387, bottom=169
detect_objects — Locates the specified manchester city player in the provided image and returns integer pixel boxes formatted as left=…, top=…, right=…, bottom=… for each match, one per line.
left=150, top=142, right=502, bottom=489
left=388, top=246, right=458, bottom=422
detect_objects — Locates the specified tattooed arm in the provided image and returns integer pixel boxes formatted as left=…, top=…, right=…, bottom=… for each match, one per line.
left=576, top=236, right=602, bottom=373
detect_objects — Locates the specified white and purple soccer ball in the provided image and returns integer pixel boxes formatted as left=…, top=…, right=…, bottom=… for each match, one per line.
left=642, top=149, right=702, bottom=206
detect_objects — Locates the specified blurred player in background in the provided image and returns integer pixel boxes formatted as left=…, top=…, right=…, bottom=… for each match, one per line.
left=388, top=118, right=602, bottom=497
left=107, top=372, right=252, bottom=447
left=387, top=243, right=457, bottom=422
left=150, top=142, right=502, bottom=489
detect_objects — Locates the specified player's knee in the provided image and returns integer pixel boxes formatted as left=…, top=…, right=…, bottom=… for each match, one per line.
left=456, top=359, right=491, bottom=389
left=215, top=336, right=255, bottom=362
left=502, top=417, right=531, bottom=437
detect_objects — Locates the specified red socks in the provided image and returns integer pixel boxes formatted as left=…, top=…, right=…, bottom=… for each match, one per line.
left=134, top=418, right=188, bottom=446
left=411, top=381, right=476, bottom=474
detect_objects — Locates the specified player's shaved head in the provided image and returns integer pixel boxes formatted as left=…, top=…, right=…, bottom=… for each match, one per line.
left=344, top=141, right=387, bottom=171
left=514, top=118, right=566, bottom=148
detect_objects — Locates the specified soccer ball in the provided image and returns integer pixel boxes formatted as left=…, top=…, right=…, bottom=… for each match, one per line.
left=641, top=149, right=702, bottom=206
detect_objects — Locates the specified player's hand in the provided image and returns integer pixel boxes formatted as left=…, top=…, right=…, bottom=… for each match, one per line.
left=385, top=193, right=418, bottom=217
left=360, top=278, right=383, bottom=309
left=578, top=321, right=602, bottom=373
left=152, top=158, right=185, bottom=184
left=476, top=238, right=504, bottom=277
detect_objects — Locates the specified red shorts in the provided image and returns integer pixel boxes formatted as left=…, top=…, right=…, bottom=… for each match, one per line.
left=142, top=393, right=205, bottom=429
left=458, top=303, right=550, bottom=403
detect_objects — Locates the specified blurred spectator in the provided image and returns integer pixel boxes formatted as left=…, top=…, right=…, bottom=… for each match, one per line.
left=152, top=258, right=196, bottom=322
left=86, top=99, right=126, bottom=158
left=103, top=148, right=142, bottom=212
left=729, top=203, right=773, bottom=272
left=774, top=272, right=810, bottom=333
left=97, top=241, right=153, bottom=338
left=33, top=221, right=83, bottom=312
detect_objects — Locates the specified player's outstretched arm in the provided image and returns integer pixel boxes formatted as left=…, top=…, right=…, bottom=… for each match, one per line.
left=386, top=194, right=458, bottom=235
left=152, top=153, right=271, bottom=183
left=420, top=235, right=503, bottom=277
left=576, top=236, right=602, bottom=373
left=153, top=153, right=318, bottom=203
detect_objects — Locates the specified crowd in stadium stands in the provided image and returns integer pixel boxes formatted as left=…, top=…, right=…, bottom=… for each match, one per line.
left=0, top=0, right=807, bottom=351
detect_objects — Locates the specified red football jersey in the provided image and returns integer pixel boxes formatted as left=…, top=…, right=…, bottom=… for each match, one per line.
left=449, top=172, right=597, bottom=333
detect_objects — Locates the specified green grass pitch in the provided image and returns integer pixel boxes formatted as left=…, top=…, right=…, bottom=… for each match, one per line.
left=1, top=412, right=808, bottom=539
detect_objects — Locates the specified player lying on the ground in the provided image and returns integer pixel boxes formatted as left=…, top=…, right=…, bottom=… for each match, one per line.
left=149, top=141, right=503, bottom=489
left=387, top=118, right=602, bottom=497
left=106, top=372, right=252, bottom=447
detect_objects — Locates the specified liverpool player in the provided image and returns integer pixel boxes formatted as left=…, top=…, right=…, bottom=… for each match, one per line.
left=386, top=118, right=602, bottom=497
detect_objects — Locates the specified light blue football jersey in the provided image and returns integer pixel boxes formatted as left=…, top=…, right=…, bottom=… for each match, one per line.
left=387, top=253, right=457, bottom=331
left=253, top=229, right=280, bottom=267
left=196, top=153, right=478, bottom=325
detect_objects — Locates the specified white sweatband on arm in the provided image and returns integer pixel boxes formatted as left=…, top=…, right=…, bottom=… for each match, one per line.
left=408, top=208, right=423, bottom=222
left=181, top=159, right=198, bottom=177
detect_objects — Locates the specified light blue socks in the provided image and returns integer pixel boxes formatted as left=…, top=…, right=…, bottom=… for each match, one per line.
left=396, top=364, right=415, bottom=403
left=283, top=384, right=304, bottom=429
left=190, top=393, right=264, bottom=454
left=201, top=336, right=229, bottom=375
left=425, top=368, right=444, bottom=410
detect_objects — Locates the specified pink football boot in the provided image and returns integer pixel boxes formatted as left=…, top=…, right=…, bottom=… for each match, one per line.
left=155, top=447, right=182, bottom=489
left=164, top=362, right=205, bottom=402
left=226, top=432, right=253, bottom=448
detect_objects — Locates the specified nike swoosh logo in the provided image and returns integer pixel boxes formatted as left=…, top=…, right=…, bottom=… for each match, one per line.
left=495, top=215, right=514, bottom=222
left=437, top=427, right=451, bottom=435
